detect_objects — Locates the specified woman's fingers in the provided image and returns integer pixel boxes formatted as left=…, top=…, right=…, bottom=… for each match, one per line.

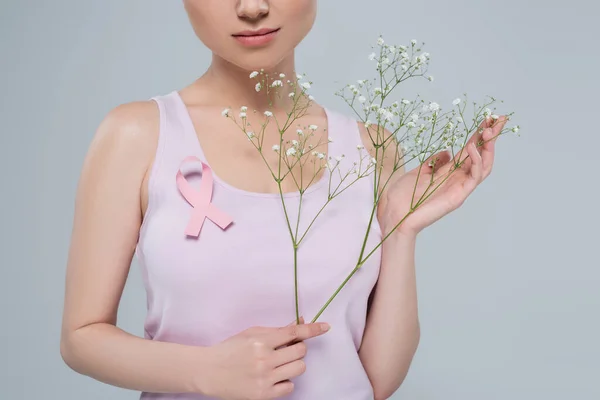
left=271, top=359, right=307, bottom=384
left=480, top=127, right=496, bottom=177
left=268, top=322, right=330, bottom=349
left=463, top=141, right=483, bottom=194
left=270, top=380, right=295, bottom=399
left=490, top=115, right=508, bottom=136
left=272, top=341, right=307, bottom=367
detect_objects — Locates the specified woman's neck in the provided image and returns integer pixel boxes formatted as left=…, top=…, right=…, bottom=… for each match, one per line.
left=196, top=52, right=302, bottom=113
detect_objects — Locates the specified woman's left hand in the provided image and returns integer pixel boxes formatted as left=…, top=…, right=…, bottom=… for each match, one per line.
left=381, top=115, right=507, bottom=237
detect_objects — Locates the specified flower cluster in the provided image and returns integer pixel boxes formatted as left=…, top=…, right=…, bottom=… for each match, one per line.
left=220, top=35, right=520, bottom=324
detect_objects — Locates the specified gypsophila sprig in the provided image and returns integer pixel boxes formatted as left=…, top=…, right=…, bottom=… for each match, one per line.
left=222, top=34, right=520, bottom=325
left=310, top=34, right=521, bottom=323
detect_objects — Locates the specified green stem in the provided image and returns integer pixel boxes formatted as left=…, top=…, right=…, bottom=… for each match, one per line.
left=311, top=144, right=381, bottom=322
left=294, top=242, right=300, bottom=324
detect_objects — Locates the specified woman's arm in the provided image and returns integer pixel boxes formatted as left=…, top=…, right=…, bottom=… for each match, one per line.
left=358, top=232, right=420, bottom=400
left=356, top=123, right=420, bottom=400
left=60, top=102, right=211, bottom=394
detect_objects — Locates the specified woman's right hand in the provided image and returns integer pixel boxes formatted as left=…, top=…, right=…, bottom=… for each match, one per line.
left=199, top=319, right=330, bottom=400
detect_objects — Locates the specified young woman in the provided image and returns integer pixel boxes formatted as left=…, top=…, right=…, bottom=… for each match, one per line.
left=60, top=1, right=506, bottom=399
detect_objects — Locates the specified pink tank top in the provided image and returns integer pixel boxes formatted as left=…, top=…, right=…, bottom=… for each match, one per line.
left=135, top=91, right=382, bottom=399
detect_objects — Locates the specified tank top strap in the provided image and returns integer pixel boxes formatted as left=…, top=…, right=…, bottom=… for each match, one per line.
left=151, top=91, right=209, bottom=164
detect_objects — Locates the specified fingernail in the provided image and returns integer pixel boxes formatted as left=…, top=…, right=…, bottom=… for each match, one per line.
left=321, top=323, right=331, bottom=332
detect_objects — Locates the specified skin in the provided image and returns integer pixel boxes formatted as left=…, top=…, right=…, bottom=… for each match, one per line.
left=60, top=1, right=507, bottom=399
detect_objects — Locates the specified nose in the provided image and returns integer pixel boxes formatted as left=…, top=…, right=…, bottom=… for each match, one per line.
left=237, top=0, right=269, bottom=20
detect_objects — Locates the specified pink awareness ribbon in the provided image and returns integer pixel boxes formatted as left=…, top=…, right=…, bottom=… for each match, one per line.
left=176, top=156, right=234, bottom=237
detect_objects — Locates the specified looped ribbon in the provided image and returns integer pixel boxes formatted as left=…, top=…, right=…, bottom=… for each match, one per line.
left=176, top=156, right=234, bottom=237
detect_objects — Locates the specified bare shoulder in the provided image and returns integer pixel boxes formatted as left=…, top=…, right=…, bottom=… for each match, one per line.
left=355, top=120, right=403, bottom=170
left=91, top=100, right=159, bottom=162
left=77, top=99, right=161, bottom=218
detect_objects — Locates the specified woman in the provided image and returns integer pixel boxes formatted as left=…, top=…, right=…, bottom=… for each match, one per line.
left=60, top=1, right=506, bottom=399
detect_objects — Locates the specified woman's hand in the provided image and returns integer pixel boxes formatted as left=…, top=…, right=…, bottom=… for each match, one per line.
left=199, top=319, right=330, bottom=400
left=381, top=116, right=507, bottom=236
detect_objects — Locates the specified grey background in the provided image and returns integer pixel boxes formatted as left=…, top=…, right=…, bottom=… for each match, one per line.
left=1, top=1, right=598, bottom=399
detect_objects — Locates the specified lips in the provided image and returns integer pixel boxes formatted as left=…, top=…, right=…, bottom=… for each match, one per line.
left=232, top=28, right=280, bottom=47
left=233, top=27, right=280, bottom=37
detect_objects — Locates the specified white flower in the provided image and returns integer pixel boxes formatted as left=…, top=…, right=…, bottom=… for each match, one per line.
left=239, top=112, right=246, bottom=118
left=296, top=73, right=303, bottom=80
left=512, top=126, right=520, bottom=133
left=392, top=101, right=399, bottom=108
left=410, top=113, right=419, bottom=122
left=382, top=57, right=391, bottom=65
left=364, top=120, right=372, bottom=128
left=221, top=108, right=230, bottom=117
left=389, top=46, right=396, bottom=53
left=309, top=124, right=318, bottom=131
left=317, top=152, right=326, bottom=159
left=301, top=82, right=311, bottom=90
left=291, top=140, right=299, bottom=147
left=249, top=71, right=259, bottom=79
left=264, top=111, right=273, bottom=117
left=286, top=147, right=297, bottom=156
left=272, top=144, right=280, bottom=152
left=255, top=83, right=262, bottom=92
left=401, top=52, right=409, bottom=59
left=428, top=76, right=434, bottom=82
left=456, top=116, right=463, bottom=123
left=446, top=122, right=454, bottom=130
left=452, top=98, right=461, bottom=106
left=358, top=96, right=367, bottom=103
left=483, top=108, right=492, bottom=117
left=399, top=45, right=407, bottom=51
left=377, top=37, right=385, bottom=46
left=271, top=80, right=283, bottom=87
left=429, top=102, right=440, bottom=112
left=401, top=64, right=408, bottom=71
left=417, top=55, right=427, bottom=64
left=357, top=79, right=366, bottom=86
left=279, top=73, right=286, bottom=78
left=368, top=52, right=377, bottom=61
left=491, top=114, right=499, bottom=120
left=246, top=131, right=255, bottom=139
left=297, top=129, right=304, bottom=135
left=357, top=144, right=365, bottom=150
left=407, top=121, right=416, bottom=128
left=328, top=136, right=334, bottom=142
left=411, top=39, right=417, bottom=46
left=308, top=95, right=315, bottom=101
left=374, top=87, right=382, bottom=95
left=378, top=108, right=394, bottom=121
left=311, top=151, right=318, bottom=156
left=288, top=92, right=295, bottom=97
left=370, top=157, right=377, bottom=166
left=335, top=155, right=343, bottom=162
left=402, top=99, right=411, bottom=105
left=240, top=106, right=248, bottom=112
